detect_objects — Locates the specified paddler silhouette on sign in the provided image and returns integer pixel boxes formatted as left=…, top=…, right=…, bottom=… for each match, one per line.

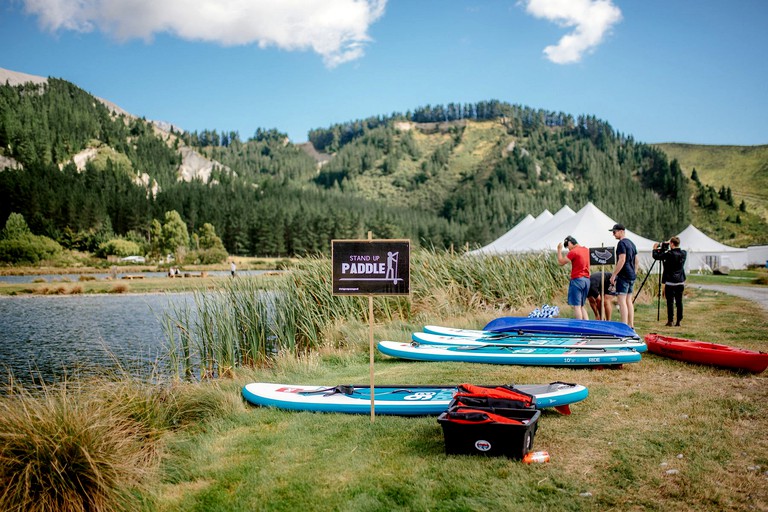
left=385, top=251, right=398, bottom=284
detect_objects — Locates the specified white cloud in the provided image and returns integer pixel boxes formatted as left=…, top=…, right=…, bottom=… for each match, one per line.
left=22, top=0, right=387, bottom=68
left=520, top=0, right=621, bottom=64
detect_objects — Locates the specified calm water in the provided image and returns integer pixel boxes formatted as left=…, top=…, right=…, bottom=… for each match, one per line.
left=0, top=293, right=192, bottom=388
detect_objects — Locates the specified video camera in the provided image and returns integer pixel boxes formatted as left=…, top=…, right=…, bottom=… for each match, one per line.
left=659, top=241, right=670, bottom=252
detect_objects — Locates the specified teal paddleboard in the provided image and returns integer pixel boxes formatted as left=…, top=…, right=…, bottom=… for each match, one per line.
left=416, top=329, right=647, bottom=352
left=242, top=381, right=588, bottom=415
left=378, top=341, right=641, bottom=366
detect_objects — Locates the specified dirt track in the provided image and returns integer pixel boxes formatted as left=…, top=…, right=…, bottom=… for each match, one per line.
left=692, top=284, right=768, bottom=312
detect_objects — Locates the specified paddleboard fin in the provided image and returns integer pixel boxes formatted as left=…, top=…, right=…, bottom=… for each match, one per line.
left=554, top=405, right=571, bottom=415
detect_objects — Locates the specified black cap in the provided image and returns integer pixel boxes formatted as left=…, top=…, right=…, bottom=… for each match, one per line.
left=564, top=236, right=577, bottom=245
left=609, top=223, right=625, bottom=232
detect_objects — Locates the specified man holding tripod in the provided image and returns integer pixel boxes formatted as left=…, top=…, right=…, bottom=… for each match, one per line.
left=652, top=237, right=687, bottom=326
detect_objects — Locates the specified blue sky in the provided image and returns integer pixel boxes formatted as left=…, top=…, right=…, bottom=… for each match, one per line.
left=1, top=0, right=766, bottom=145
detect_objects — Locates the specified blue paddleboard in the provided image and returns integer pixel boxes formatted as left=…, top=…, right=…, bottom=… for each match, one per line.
left=483, top=317, right=639, bottom=339
left=242, top=381, right=588, bottom=415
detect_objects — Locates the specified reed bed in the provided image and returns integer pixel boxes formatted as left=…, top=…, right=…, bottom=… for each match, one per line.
left=161, top=249, right=566, bottom=380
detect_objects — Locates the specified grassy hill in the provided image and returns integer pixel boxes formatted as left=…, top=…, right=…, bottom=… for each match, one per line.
left=656, top=143, right=768, bottom=246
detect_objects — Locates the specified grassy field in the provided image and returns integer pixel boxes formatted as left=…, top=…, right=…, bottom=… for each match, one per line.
left=0, top=256, right=289, bottom=296
left=150, top=288, right=767, bottom=512
left=2, top=254, right=766, bottom=511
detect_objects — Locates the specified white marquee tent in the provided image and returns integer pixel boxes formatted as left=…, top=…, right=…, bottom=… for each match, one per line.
left=469, top=202, right=656, bottom=264
left=469, top=203, right=749, bottom=271
left=674, top=224, right=747, bottom=271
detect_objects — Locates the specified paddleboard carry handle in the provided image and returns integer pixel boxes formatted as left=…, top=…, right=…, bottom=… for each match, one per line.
left=299, top=385, right=356, bottom=396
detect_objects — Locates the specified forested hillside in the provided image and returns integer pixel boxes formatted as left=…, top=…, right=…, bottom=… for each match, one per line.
left=657, top=143, right=768, bottom=246
left=2, top=75, right=760, bottom=260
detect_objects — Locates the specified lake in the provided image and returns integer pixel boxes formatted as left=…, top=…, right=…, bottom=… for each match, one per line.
left=0, top=293, right=192, bottom=389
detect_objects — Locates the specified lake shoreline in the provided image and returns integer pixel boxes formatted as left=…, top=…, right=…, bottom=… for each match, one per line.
left=0, top=271, right=281, bottom=296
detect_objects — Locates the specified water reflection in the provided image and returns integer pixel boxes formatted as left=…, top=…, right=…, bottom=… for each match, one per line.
left=0, top=293, right=192, bottom=389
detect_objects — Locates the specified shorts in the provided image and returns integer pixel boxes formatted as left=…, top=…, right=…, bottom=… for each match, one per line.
left=615, top=276, right=635, bottom=295
left=567, top=277, right=590, bottom=306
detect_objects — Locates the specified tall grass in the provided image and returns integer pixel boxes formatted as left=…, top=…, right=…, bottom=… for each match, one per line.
left=0, top=374, right=242, bottom=512
left=0, top=380, right=155, bottom=512
left=161, top=249, right=565, bottom=380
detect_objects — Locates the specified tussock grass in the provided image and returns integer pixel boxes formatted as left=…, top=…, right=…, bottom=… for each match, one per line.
left=110, top=283, right=129, bottom=293
left=0, top=380, right=156, bottom=512
left=29, top=283, right=85, bottom=295
left=0, top=375, right=244, bottom=512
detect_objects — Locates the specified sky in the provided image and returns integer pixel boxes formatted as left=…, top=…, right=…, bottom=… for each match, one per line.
left=1, top=0, right=766, bottom=145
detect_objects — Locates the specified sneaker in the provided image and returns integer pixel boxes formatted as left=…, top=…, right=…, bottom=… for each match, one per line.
left=675, top=322, right=681, bottom=326
left=665, top=322, right=672, bottom=327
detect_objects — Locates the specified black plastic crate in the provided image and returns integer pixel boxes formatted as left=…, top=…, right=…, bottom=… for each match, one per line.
left=437, top=407, right=540, bottom=459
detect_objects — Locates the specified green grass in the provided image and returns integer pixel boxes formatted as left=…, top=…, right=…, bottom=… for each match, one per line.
left=149, top=287, right=768, bottom=511
left=688, top=267, right=768, bottom=286
left=2, top=252, right=766, bottom=511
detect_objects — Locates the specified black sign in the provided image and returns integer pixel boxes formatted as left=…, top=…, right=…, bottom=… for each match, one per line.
left=332, top=240, right=410, bottom=296
left=589, top=246, right=616, bottom=266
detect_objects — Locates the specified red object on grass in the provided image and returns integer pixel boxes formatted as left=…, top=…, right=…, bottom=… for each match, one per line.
left=644, top=333, right=768, bottom=374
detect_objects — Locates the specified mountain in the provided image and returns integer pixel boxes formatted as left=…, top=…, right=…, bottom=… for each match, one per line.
left=0, top=67, right=224, bottom=184
left=1, top=67, right=766, bottom=257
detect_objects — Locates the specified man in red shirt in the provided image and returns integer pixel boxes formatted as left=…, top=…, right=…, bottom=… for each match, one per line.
left=557, top=236, right=591, bottom=320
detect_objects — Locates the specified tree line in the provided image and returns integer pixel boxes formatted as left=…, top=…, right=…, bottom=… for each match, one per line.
left=1, top=78, right=695, bottom=260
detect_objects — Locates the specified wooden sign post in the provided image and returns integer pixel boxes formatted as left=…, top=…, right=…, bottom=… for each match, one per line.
left=332, top=235, right=410, bottom=421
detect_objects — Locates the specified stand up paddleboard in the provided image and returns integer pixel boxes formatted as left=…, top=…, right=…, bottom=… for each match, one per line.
left=482, top=317, right=640, bottom=339
left=415, top=330, right=647, bottom=352
left=378, top=341, right=641, bottom=367
left=242, top=381, right=588, bottom=415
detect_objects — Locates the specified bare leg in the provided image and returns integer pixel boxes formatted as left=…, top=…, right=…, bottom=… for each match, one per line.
left=617, top=293, right=635, bottom=328
left=603, top=296, right=614, bottom=321
left=588, top=297, right=600, bottom=319
left=573, top=305, right=588, bottom=320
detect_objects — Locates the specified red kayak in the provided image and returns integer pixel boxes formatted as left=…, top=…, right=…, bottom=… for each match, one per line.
left=644, top=333, right=768, bottom=374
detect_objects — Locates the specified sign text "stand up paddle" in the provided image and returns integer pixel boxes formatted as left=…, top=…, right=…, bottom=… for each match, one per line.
left=332, top=236, right=410, bottom=422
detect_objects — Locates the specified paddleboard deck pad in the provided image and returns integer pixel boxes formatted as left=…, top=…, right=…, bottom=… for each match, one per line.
left=242, top=381, right=588, bottom=415
left=378, top=341, right=641, bottom=367
left=415, top=330, right=647, bottom=352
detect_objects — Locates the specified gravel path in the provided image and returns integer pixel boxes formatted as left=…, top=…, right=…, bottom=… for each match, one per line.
left=692, top=284, right=768, bottom=312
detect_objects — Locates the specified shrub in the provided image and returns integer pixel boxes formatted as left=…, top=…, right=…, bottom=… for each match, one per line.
left=0, top=234, right=63, bottom=264
left=184, top=247, right=228, bottom=265
left=97, top=239, right=142, bottom=258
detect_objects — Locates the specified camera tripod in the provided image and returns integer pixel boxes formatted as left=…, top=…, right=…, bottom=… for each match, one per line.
left=633, top=257, right=664, bottom=321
